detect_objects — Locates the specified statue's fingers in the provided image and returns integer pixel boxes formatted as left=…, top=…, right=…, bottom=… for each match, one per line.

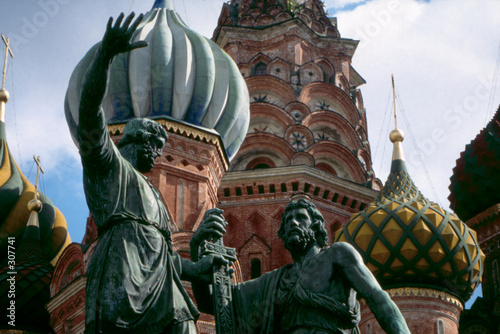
left=202, top=228, right=224, bottom=240
left=122, top=12, right=135, bottom=30
left=203, top=214, right=225, bottom=225
left=202, top=207, right=224, bottom=220
left=106, top=17, right=114, bottom=33
left=129, top=13, right=144, bottom=33
left=212, top=254, right=229, bottom=267
left=114, top=12, right=125, bottom=29
left=202, top=221, right=227, bottom=234
left=129, top=41, right=148, bottom=51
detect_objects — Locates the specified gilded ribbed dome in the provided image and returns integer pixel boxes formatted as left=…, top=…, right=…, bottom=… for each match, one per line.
left=449, top=105, right=500, bottom=221
left=65, top=0, right=250, bottom=161
left=0, top=123, right=71, bottom=266
left=0, top=95, right=67, bottom=331
left=336, top=129, right=484, bottom=301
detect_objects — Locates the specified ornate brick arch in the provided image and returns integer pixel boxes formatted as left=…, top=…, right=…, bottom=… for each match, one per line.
left=303, top=111, right=364, bottom=149
left=299, top=82, right=360, bottom=126
left=285, top=101, right=311, bottom=122
left=268, top=58, right=291, bottom=82
left=300, top=61, right=324, bottom=87
left=229, top=132, right=294, bottom=171
left=245, top=157, right=277, bottom=170
left=50, top=243, right=84, bottom=296
left=249, top=53, right=272, bottom=71
left=357, top=149, right=373, bottom=174
left=246, top=76, right=297, bottom=106
left=285, top=124, right=315, bottom=150
left=335, top=73, right=350, bottom=93
left=250, top=103, right=295, bottom=136
left=238, top=234, right=272, bottom=280
left=307, top=141, right=367, bottom=183
left=315, top=58, right=335, bottom=82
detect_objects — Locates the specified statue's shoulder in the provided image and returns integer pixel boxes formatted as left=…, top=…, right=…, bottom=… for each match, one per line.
left=327, top=242, right=363, bottom=266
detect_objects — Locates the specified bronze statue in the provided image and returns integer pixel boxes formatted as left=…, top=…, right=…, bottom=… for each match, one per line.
left=191, top=199, right=411, bottom=333
left=77, top=13, right=225, bottom=334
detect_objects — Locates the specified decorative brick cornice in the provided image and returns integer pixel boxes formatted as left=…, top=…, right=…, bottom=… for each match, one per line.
left=360, top=287, right=463, bottom=310
left=107, top=118, right=229, bottom=171
left=47, top=276, right=87, bottom=314
left=466, top=203, right=500, bottom=227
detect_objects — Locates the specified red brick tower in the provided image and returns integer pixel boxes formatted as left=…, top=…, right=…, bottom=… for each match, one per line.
left=212, top=0, right=381, bottom=280
left=450, top=105, right=500, bottom=333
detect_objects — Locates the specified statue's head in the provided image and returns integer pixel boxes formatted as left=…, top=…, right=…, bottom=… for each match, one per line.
left=117, top=118, right=168, bottom=173
left=278, top=199, right=328, bottom=253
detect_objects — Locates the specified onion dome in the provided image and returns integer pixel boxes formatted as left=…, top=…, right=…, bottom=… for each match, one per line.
left=336, top=128, right=484, bottom=301
left=449, top=105, right=500, bottom=222
left=65, top=0, right=250, bottom=161
left=0, top=108, right=70, bottom=267
left=0, top=199, right=54, bottom=333
left=0, top=197, right=53, bottom=333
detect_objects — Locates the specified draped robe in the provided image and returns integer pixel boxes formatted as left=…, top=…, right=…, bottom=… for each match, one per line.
left=79, top=112, right=199, bottom=333
left=232, top=247, right=360, bottom=334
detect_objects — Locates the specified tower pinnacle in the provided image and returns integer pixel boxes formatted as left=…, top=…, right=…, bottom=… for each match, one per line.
left=390, top=75, right=406, bottom=169
left=0, top=34, right=14, bottom=123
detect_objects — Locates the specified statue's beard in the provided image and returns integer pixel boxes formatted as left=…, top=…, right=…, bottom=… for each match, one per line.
left=283, top=227, right=316, bottom=254
left=120, top=143, right=158, bottom=174
left=137, top=146, right=157, bottom=173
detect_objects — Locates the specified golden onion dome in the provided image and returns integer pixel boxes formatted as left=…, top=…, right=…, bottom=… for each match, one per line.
left=336, top=127, right=484, bottom=302
left=0, top=101, right=71, bottom=266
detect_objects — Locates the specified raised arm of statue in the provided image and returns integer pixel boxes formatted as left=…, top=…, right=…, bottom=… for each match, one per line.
left=77, top=12, right=147, bottom=155
left=332, top=242, right=411, bottom=334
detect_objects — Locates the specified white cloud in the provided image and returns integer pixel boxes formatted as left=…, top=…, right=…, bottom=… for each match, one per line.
left=325, top=0, right=368, bottom=10
left=332, top=0, right=500, bottom=209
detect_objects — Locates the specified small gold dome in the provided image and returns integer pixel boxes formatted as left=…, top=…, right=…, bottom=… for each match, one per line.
left=28, top=199, right=43, bottom=212
left=389, top=129, right=404, bottom=143
left=0, top=89, right=9, bottom=103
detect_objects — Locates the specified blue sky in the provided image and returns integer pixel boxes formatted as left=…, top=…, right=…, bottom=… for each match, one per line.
left=2, top=0, right=499, bottom=308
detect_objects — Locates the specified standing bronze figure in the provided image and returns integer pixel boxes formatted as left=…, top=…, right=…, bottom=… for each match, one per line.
left=191, top=199, right=411, bottom=333
left=77, top=13, right=225, bottom=334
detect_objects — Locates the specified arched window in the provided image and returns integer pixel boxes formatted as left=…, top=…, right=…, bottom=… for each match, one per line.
left=254, top=63, right=267, bottom=76
left=253, top=163, right=270, bottom=170
left=251, top=258, right=262, bottom=279
left=366, top=323, right=372, bottom=334
left=177, top=180, right=185, bottom=230
left=436, top=319, right=445, bottom=334
left=245, top=157, right=276, bottom=170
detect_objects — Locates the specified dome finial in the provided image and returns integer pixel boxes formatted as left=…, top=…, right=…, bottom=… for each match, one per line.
left=0, top=34, right=14, bottom=125
left=390, top=75, right=406, bottom=171
left=152, top=0, right=175, bottom=10
left=25, top=156, right=44, bottom=237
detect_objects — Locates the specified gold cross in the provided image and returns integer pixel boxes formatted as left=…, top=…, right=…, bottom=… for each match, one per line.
left=1, top=34, right=14, bottom=90
left=33, top=155, right=44, bottom=200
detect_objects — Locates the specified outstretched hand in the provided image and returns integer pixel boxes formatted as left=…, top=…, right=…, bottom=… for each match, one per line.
left=101, top=12, right=148, bottom=62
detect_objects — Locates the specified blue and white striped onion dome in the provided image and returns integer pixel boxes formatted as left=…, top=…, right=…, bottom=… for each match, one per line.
left=65, top=0, right=250, bottom=161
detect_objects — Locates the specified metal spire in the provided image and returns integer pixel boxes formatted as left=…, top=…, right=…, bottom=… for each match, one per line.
left=0, top=34, right=13, bottom=123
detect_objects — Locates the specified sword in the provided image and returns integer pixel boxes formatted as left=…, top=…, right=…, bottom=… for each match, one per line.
left=199, top=236, right=237, bottom=334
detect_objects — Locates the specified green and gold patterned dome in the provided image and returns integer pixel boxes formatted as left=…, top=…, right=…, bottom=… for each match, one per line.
left=335, top=128, right=484, bottom=302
